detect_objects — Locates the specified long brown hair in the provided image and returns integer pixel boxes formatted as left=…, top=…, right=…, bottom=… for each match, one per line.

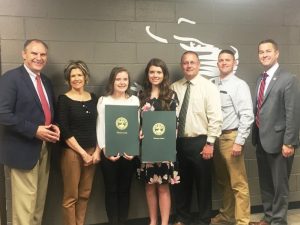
left=140, top=58, right=175, bottom=110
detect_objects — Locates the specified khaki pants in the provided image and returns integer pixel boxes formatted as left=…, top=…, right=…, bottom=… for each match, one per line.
left=213, top=131, right=250, bottom=225
left=6, top=142, right=50, bottom=225
left=61, top=148, right=96, bottom=225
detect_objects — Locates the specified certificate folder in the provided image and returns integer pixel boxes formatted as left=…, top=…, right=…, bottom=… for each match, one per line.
left=105, top=105, right=139, bottom=156
left=142, top=111, right=176, bottom=162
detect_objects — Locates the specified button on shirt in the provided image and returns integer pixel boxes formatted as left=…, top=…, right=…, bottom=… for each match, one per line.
left=212, top=73, right=254, bottom=145
left=171, top=74, right=223, bottom=143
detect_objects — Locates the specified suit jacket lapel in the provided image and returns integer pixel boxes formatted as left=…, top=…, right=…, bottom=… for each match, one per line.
left=21, top=66, right=44, bottom=112
left=253, top=74, right=261, bottom=113
left=262, top=67, right=280, bottom=106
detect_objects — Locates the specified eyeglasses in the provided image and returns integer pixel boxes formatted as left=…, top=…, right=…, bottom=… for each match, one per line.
left=82, top=102, right=90, bottom=114
left=182, top=61, right=198, bottom=66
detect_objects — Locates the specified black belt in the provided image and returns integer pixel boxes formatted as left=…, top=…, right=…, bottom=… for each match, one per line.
left=222, top=128, right=238, bottom=134
left=177, top=135, right=206, bottom=139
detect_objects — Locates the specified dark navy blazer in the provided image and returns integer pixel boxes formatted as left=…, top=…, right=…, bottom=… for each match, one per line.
left=0, top=65, right=55, bottom=170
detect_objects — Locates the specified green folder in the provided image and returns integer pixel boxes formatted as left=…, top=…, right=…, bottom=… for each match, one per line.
left=105, top=105, right=139, bottom=156
left=141, top=111, right=176, bottom=162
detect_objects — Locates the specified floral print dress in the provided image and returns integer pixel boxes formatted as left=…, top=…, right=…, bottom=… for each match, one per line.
left=137, top=95, right=180, bottom=185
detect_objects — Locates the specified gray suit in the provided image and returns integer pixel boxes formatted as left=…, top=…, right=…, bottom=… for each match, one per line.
left=252, top=67, right=300, bottom=225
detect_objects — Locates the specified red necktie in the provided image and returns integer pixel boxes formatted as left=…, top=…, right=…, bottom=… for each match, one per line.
left=255, top=72, right=268, bottom=127
left=36, top=75, right=51, bottom=125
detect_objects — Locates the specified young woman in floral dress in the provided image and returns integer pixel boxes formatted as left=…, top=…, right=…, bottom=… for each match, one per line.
left=137, top=58, right=180, bottom=225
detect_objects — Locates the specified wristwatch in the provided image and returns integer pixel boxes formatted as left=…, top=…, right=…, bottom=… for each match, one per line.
left=206, top=142, right=214, bottom=146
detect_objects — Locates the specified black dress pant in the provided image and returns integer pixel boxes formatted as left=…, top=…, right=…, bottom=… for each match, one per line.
left=100, top=152, right=135, bottom=225
left=173, top=136, right=212, bottom=225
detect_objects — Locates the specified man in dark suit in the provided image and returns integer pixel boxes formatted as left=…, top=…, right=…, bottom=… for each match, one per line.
left=250, top=39, right=300, bottom=225
left=0, top=39, right=60, bottom=225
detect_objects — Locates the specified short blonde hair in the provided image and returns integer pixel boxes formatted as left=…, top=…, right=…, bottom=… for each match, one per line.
left=64, top=60, right=90, bottom=85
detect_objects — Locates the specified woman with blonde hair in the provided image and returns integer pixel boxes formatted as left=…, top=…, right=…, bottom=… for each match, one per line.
left=57, top=60, right=100, bottom=225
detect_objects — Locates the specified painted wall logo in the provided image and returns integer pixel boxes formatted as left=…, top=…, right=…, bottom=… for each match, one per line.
left=146, top=18, right=239, bottom=78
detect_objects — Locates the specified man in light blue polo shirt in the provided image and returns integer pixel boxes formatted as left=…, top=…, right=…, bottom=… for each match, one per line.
left=211, top=49, right=254, bottom=225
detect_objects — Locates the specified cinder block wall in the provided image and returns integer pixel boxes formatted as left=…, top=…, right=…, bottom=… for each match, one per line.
left=1, top=0, right=300, bottom=224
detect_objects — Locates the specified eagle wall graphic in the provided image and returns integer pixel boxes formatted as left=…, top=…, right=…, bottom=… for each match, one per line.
left=145, top=17, right=239, bottom=78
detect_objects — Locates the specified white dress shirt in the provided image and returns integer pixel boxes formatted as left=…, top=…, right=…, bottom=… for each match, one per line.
left=171, top=74, right=223, bottom=143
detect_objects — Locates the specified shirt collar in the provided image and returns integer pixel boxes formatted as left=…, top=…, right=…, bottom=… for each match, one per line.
left=24, top=64, right=39, bottom=79
left=265, top=63, right=279, bottom=78
left=220, top=72, right=235, bottom=82
left=182, top=74, right=200, bottom=85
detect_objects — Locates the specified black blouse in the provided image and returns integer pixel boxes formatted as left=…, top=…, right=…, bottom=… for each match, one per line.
left=57, top=93, right=98, bottom=149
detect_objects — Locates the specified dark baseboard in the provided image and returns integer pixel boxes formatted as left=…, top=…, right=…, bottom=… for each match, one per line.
left=91, top=201, right=300, bottom=225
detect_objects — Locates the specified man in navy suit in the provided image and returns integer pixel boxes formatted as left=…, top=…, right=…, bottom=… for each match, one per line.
left=0, top=39, right=60, bottom=225
left=250, top=39, right=300, bottom=225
